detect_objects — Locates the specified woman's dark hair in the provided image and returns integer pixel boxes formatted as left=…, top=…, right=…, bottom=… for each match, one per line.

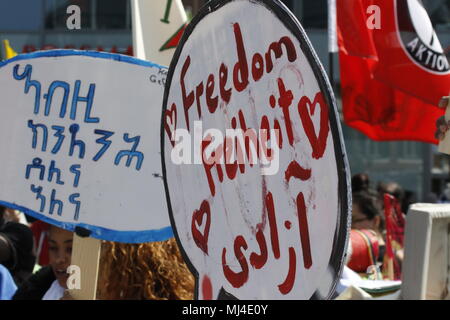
left=352, top=191, right=381, bottom=221
left=0, top=205, right=6, bottom=225
left=377, top=182, right=405, bottom=202
left=352, top=173, right=370, bottom=193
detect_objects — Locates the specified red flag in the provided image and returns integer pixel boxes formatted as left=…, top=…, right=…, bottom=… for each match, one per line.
left=337, top=0, right=450, bottom=144
left=383, top=194, right=405, bottom=280
left=30, top=220, right=49, bottom=266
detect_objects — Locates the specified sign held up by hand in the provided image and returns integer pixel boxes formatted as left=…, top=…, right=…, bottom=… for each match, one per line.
left=0, top=50, right=172, bottom=243
left=162, top=0, right=350, bottom=300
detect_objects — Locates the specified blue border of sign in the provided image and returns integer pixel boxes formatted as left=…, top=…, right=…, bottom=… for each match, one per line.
left=0, top=49, right=173, bottom=243
left=0, top=49, right=167, bottom=69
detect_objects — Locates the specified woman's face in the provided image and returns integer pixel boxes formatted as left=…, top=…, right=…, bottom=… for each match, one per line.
left=351, top=203, right=377, bottom=230
left=48, top=226, right=73, bottom=288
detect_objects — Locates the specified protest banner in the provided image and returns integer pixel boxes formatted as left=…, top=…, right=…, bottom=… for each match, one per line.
left=0, top=50, right=173, bottom=242
left=161, top=0, right=350, bottom=299
left=401, top=204, right=450, bottom=300
left=131, top=0, right=187, bottom=66
left=0, top=50, right=173, bottom=298
left=337, top=0, right=449, bottom=144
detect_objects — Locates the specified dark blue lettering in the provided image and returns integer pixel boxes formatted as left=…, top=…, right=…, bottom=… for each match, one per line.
left=43, top=81, right=70, bottom=118
left=114, top=133, right=144, bottom=171
left=70, top=80, right=99, bottom=123
left=69, top=124, right=85, bottom=159
left=30, top=184, right=45, bottom=212
left=13, top=64, right=41, bottom=114
left=25, top=157, right=45, bottom=180
left=69, top=164, right=81, bottom=188
left=51, top=125, right=65, bottom=154
left=49, top=189, right=63, bottom=216
left=93, top=129, right=114, bottom=161
left=47, top=160, right=64, bottom=185
left=28, top=120, right=48, bottom=152
left=69, top=193, right=81, bottom=221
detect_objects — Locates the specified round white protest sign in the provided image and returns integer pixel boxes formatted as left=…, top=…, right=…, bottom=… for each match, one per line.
left=162, top=0, right=350, bottom=299
left=0, top=50, right=172, bottom=243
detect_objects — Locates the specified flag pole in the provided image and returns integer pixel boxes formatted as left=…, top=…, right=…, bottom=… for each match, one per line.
left=329, top=52, right=335, bottom=93
left=327, top=0, right=337, bottom=95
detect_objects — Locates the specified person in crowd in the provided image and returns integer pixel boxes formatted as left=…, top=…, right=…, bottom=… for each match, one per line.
left=348, top=191, right=386, bottom=273
left=96, top=238, right=195, bottom=300
left=0, top=205, right=36, bottom=286
left=434, top=96, right=450, bottom=141
left=0, top=263, right=17, bottom=300
left=13, top=224, right=73, bottom=300
left=352, top=173, right=369, bottom=193
left=14, top=225, right=195, bottom=300
left=351, top=173, right=370, bottom=193
left=351, top=189, right=405, bottom=280
left=401, top=190, right=416, bottom=214
left=377, top=182, right=405, bottom=205
left=352, top=191, right=385, bottom=238
left=435, top=115, right=450, bottom=141
left=424, top=192, right=438, bottom=203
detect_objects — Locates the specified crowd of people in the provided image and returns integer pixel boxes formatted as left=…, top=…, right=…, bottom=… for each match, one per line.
left=0, top=205, right=195, bottom=300
left=0, top=172, right=442, bottom=299
left=343, top=173, right=409, bottom=283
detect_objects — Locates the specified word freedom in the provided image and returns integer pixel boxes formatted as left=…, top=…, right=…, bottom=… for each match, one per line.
left=170, top=121, right=280, bottom=176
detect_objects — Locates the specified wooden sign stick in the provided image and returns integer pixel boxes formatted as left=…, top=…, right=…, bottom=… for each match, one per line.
left=68, top=231, right=102, bottom=300
left=386, top=257, right=394, bottom=281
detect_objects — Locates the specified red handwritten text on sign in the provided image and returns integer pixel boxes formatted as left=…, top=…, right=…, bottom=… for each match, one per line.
left=164, top=1, right=339, bottom=300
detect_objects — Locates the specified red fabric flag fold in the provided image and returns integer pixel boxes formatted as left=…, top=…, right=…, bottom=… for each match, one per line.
left=337, top=0, right=449, bottom=144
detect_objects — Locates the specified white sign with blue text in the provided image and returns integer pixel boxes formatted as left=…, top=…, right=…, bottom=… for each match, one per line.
left=0, top=50, right=172, bottom=243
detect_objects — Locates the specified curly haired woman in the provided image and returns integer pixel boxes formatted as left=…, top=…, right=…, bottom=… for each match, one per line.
left=96, top=238, right=195, bottom=300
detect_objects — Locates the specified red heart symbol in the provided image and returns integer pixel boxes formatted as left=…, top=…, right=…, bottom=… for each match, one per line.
left=164, top=103, right=177, bottom=147
left=298, top=92, right=330, bottom=159
left=191, top=200, right=211, bottom=255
